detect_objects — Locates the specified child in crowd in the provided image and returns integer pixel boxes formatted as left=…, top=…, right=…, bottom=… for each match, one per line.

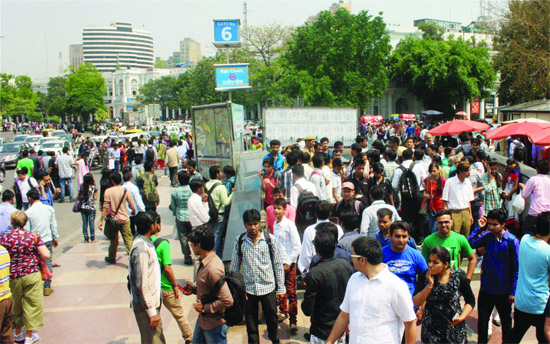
left=266, top=186, right=296, bottom=233
left=259, top=157, right=277, bottom=209
left=272, top=198, right=301, bottom=333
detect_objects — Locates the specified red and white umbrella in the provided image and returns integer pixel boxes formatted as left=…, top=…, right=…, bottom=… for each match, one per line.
left=485, top=122, right=550, bottom=141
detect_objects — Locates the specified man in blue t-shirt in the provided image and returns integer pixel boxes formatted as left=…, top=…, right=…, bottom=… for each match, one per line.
left=382, top=220, right=428, bottom=297
left=512, top=212, right=550, bottom=343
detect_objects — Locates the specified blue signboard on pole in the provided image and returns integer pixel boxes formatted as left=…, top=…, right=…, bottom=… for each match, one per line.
left=213, top=19, right=241, bottom=47
left=214, top=64, right=251, bottom=91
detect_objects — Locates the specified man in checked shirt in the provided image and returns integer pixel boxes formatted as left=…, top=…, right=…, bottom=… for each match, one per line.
left=229, top=209, right=286, bottom=344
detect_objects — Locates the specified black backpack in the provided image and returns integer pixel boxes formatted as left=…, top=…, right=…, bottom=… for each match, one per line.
left=295, top=184, right=319, bottom=226
left=513, top=141, right=526, bottom=162
left=398, top=163, right=419, bottom=202
left=200, top=270, right=247, bottom=326
left=145, top=147, right=155, bottom=163
left=206, top=182, right=223, bottom=224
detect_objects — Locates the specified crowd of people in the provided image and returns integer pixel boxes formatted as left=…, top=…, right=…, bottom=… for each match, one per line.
left=0, top=122, right=549, bottom=344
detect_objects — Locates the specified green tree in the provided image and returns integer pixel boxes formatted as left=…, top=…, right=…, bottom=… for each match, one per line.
left=418, top=22, right=445, bottom=40
left=281, top=8, right=391, bottom=109
left=27, top=112, right=44, bottom=122
left=0, top=74, right=39, bottom=119
left=65, top=63, right=105, bottom=122
left=389, top=36, right=496, bottom=114
left=494, top=0, right=550, bottom=104
left=93, top=107, right=108, bottom=122
left=136, top=75, right=180, bottom=119
left=46, top=115, right=60, bottom=123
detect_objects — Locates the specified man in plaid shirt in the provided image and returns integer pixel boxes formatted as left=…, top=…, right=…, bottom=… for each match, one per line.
left=230, top=209, right=286, bottom=344
left=170, top=171, right=193, bottom=265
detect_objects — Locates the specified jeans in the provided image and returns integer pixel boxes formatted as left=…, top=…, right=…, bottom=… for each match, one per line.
left=245, top=291, right=280, bottom=344
left=428, top=210, right=438, bottom=233
left=81, top=210, right=96, bottom=242
left=176, top=220, right=192, bottom=259
left=477, top=290, right=513, bottom=343
left=211, top=215, right=226, bottom=258
left=192, top=322, right=228, bottom=344
left=114, top=159, right=120, bottom=172
left=59, top=177, right=73, bottom=202
left=44, top=241, right=53, bottom=288
left=169, top=167, right=178, bottom=187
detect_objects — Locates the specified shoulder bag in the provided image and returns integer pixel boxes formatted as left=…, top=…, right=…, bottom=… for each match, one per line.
left=33, top=233, right=52, bottom=281
left=104, top=189, right=127, bottom=239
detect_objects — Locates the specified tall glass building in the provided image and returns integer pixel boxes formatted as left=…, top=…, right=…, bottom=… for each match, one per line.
left=82, top=22, right=154, bottom=72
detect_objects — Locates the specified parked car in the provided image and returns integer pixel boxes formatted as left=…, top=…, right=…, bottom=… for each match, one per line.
left=23, top=135, right=43, bottom=150
left=0, top=142, right=31, bottom=168
left=12, top=134, right=29, bottom=143
left=51, top=130, right=67, bottom=137
left=38, top=141, right=75, bottom=160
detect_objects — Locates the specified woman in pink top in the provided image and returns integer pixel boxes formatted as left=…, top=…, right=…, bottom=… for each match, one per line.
left=74, top=153, right=90, bottom=188
left=423, top=162, right=446, bottom=233
left=266, top=186, right=296, bottom=233
left=259, top=157, right=278, bottom=210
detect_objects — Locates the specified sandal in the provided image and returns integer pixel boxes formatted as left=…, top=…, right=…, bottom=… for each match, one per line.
left=277, top=312, right=288, bottom=323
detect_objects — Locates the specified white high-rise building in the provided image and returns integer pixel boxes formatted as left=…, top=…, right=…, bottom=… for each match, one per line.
left=82, top=22, right=154, bottom=72
left=69, top=44, right=83, bottom=70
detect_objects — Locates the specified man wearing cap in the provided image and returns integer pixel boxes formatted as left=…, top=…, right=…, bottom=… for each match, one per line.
left=332, top=182, right=365, bottom=224
left=302, top=136, right=316, bottom=156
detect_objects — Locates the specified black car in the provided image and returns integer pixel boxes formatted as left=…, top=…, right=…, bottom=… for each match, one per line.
left=0, top=142, right=31, bottom=168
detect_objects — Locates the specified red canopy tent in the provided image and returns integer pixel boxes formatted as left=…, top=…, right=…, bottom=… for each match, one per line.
left=428, top=120, right=491, bottom=136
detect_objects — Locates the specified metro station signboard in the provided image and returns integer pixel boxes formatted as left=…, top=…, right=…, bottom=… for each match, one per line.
left=213, top=19, right=241, bottom=48
left=214, top=63, right=251, bottom=91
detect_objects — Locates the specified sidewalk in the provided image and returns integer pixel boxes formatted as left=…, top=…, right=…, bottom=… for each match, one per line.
left=38, top=234, right=541, bottom=344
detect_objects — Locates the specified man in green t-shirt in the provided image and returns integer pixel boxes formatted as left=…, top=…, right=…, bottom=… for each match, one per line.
left=150, top=212, right=193, bottom=343
left=16, top=150, right=34, bottom=176
left=422, top=209, right=477, bottom=280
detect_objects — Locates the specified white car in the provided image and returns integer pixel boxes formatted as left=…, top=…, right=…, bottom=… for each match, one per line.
left=23, top=135, right=43, bottom=151
left=38, top=141, right=76, bottom=160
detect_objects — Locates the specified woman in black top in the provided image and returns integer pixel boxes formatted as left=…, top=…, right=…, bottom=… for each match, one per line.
left=414, top=246, right=475, bottom=344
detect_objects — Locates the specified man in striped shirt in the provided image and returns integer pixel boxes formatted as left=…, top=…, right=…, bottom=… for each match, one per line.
left=230, top=209, right=286, bottom=344
left=0, top=244, right=12, bottom=343
left=278, top=151, right=298, bottom=203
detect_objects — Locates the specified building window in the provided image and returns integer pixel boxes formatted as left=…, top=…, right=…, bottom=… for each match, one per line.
left=118, top=79, right=124, bottom=96
left=131, top=79, right=138, bottom=95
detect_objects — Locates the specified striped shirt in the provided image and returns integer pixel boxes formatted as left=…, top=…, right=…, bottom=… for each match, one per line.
left=278, top=167, right=295, bottom=203
left=229, top=232, right=286, bottom=296
left=0, top=245, right=10, bottom=301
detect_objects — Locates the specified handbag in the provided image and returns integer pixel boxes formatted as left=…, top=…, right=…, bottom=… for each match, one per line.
left=33, top=233, right=52, bottom=281
left=104, top=189, right=127, bottom=239
left=72, top=189, right=83, bottom=213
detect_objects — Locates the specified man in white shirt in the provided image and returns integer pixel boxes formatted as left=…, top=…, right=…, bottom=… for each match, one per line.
left=442, top=161, right=475, bottom=237
left=330, top=159, right=343, bottom=204
left=310, top=154, right=327, bottom=202
left=326, top=236, right=416, bottom=344
left=298, top=201, right=343, bottom=276
left=360, top=185, right=400, bottom=238
left=176, top=139, right=190, bottom=168
left=13, top=168, right=39, bottom=210
left=290, top=165, right=318, bottom=209
left=272, top=198, right=301, bottom=331
left=55, top=147, right=74, bottom=202
left=25, top=188, right=58, bottom=296
left=188, top=180, right=209, bottom=228
left=122, top=172, right=146, bottom=236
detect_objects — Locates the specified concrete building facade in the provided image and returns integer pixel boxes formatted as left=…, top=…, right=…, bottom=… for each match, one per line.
left=180, top=38, right=201, bottom=66
left=82, top=22, right=154, bottom=72
left=69, top=44, right=84, bottom=70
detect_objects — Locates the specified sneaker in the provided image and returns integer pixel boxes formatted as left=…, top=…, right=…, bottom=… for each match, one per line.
left=277, top=312, right=288, bottom=323
left=24, top=333, right=39, bottom=344
left=13, top=330, right=24, bottom=342
left=184, top=257, right=193, bottom=266
left=43, top=288, right=54, bottom=296
left=104, top=257, right=116, bottom=264
left=492, top=318, right=501, bottom=327
left=289, top=323, right=298, bottom=334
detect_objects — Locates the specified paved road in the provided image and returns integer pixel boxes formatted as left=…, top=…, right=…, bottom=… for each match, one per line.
left=0, top=130, right=176, bottom=260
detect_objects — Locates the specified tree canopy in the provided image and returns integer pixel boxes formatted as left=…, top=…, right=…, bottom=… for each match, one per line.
left=389, top=36, right=496, bottom=114
left=494, top=0, right=550, bottom=104
left=280, top=9, right=392, bottom=109
left=0, top=73, right=39, bottom=119
left=65, top=63, right=106, bottom=122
